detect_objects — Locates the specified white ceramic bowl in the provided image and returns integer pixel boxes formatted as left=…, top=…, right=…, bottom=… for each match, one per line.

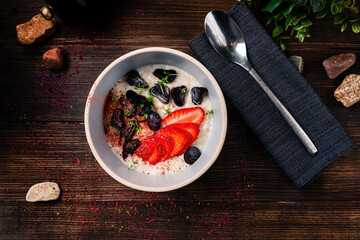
left=85, top=47, right=227, bottom=192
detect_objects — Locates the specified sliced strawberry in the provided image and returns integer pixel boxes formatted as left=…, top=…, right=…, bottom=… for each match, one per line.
left=156, top=127, right=191, bottom=157
left=135, top=140, right=154, bottom=161
left=146, top=147, right=160, bottom=165
left=162, top=107, right=205, bottom=126
left=151, top=135, right=173, bottom=162
left=147, top=140, right=165, bottom=165
left=167, top=123, right=200, bottom=144
left=136, top=135, right=173, bottom=164
left=138, top=140, right=158, bottom=164
left=140, top=137, right=165, bottom=165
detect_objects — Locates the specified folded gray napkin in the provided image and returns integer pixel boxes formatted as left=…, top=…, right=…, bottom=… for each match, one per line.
left=188, top=3, right=354, bottom=188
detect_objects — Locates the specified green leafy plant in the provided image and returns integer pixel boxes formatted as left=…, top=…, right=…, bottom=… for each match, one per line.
left=239, top=0, right=359, bottom=50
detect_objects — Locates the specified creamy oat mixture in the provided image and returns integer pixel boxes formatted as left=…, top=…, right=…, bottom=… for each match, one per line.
left=103, top=64, right=213, bottom=175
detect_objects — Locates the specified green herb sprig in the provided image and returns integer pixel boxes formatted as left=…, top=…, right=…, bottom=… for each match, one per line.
left=129, top=121, right=143, bottom=135
left=163, top=107, right=171, bottom=116
left=136, top=125, right=142, bottom=135
left=133, top=84, right=149, bottom=94
left=128, top=158, right=139, bottom=169
left=156, top=71, right=177, bottom=94
left=239, top=0, right=359, bottom=50
left=194, top=102, right=214, bottom=115
left=205, top=109, right=214, bottom=115
left=109, top=90, right=117, bottom=102
left=161, top=70, right=177, bottom=83
left=157, top=80, right=165, bottom=94
left=146, top=92, right=153, bottom=102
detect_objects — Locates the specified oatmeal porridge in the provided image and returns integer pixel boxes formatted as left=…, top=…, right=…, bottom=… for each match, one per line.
left=103, top=64, right=213, bottom=175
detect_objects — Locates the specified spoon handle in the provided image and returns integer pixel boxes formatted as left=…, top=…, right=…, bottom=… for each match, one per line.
left=248, top=68, right=318, bottom=155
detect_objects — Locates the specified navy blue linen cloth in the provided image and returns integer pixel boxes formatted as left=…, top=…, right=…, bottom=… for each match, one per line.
left=188, top=3, right=354, bottom=188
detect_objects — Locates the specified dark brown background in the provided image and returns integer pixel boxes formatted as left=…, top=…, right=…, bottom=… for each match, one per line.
left=1, top=0, right=360, bottom=239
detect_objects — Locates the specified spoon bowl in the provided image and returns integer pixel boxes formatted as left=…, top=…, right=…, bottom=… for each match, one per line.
left=205, top=10, right=251, bottom=71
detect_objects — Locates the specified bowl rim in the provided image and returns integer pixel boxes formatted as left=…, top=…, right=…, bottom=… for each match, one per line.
left=84, top=47, right=227, bottom=192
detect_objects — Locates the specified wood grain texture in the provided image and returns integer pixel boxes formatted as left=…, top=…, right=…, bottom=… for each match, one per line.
left=1, top=201, right=359, bottom=239
left=1, top=0, right=360, bottom=239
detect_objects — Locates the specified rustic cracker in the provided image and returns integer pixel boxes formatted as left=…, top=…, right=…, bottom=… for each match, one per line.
left=334, top=74, right=360, bottom=107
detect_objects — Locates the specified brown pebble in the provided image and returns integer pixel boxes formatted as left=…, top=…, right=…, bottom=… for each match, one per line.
left=16, top=14, right=56, bottom=45
left=43, top=48, right=64, bottom=70
left=289, top=56, right=304, bottom=73
left=323, top=53, right=356, bottom=79
left=334, top=74, right=360, bottom=107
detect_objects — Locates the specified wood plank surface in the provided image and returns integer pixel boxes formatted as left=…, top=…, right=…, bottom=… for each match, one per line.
left=1, top=0, right=360, bottom=239
left=1, top=201, right=360, bottom=239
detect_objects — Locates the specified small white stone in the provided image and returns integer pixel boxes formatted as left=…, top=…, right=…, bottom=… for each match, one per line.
left=26, top=182, right=60, bottom=202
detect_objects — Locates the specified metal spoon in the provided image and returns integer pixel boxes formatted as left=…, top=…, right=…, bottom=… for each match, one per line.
left=204, top=10, right=318, bottom=155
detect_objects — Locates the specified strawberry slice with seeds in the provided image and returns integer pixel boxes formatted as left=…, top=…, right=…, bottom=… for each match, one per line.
left=147, top=140, right=165, bottom=165
left=136, top=135, right=170, bottom=164
left=136, top=139, right=160, bottom=165
left=151, top=135, right=173, bottom=162
left=166, top=123, right=200, bottom=144
left=135, top=140, right=153, bottom=161
left=145, top=146, right=160, bottom=165
left=162, top=107, right=205, bottom=126
left=140, top=137, right=166, bottom=165
left=156, top=127, right=191, bottom=157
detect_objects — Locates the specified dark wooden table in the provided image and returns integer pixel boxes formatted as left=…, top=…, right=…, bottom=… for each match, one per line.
left=1, top=0, right=360, bottom=239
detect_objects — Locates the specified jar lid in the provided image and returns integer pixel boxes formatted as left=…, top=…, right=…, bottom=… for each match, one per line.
left=40, top=5, right=55, bottom=20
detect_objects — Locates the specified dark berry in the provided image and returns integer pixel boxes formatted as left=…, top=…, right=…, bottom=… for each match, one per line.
left=191, top=87, right=208, bottom=105
left=171, top=86, right=187, bottom=106
left=126, top=70, right=148, bottom=88
left=153, top=69, right=177, bottom=83
left=150, top=84, right=170, bottom=104
left=184, top=146, right=201, bottom=164
left=147, top=112, right=161, bottom=131
left=126, top=90, right=146, bottom=104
